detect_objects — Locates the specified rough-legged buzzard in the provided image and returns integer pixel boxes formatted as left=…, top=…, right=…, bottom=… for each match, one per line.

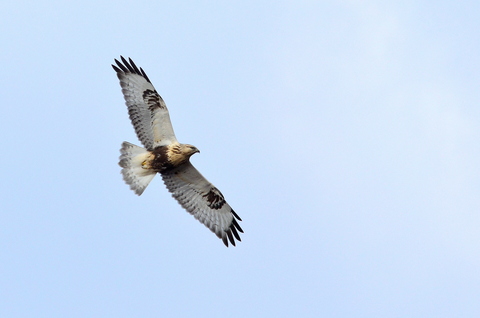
left=112, top=57, right=243, bottom=247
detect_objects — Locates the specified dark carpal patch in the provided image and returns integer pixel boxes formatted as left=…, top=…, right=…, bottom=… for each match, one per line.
left=204, top=187, right=226, bottom=209
left=142, top=89, right=165, bottom=111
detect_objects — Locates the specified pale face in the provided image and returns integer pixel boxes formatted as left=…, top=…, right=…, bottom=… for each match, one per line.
left=164, top=143, right=200, bottom=167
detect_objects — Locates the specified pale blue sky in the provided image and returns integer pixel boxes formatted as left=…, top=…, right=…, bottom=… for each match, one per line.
left=1, top=1, right=480, bottom=317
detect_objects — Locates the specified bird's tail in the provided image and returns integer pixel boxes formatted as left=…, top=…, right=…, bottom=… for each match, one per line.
left=119, top=141, right=156, bottom=195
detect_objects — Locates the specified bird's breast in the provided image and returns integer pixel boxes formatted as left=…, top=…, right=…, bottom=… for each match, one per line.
left=151, top=145, right=188, bottom=172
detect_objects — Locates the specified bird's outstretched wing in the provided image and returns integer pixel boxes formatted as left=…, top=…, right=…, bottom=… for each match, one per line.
left=161, top=162, right=243, bottom=246
left=112, top=56, right=177, bottom=150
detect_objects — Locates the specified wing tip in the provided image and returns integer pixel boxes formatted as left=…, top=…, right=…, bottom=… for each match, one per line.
left=221, top=214, right=243, bottom=247
left=112, top=56, right=151, bottom=83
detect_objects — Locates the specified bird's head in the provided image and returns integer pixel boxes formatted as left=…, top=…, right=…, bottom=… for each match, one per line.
left=183, top=144, right=200, bottom=157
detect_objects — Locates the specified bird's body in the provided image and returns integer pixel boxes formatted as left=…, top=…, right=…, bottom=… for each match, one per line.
left=112, top=56, right=243, bottom=246
left=133, top=143, right=198, bottom=172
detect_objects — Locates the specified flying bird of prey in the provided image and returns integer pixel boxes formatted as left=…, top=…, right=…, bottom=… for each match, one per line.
left=112, top=56, right=243, bottom=247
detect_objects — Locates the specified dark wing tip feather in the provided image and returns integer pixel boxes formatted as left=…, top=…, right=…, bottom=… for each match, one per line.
left=120, top=56, right=134, bottom=72
left=231, top=209, right=242, bottom=221
left=226, top=231, right=236, bottom=247
left=232, top=218, right=244, bottom=233
left=114, top=58, right=129, bottom=72
left=128, top=57, right=142, bottom=74
left=230, top=226, right=241, bottom=241
left=222, top=235, right=229, bottom=247
left=222, top=213, right=243, bottom=247
left=140, top=67, right=151, bottom=83
left=111, top=64, right=123, bottom=73
left=112, top=56, right=151, bottom=83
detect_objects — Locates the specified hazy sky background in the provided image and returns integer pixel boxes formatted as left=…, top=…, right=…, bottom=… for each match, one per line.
left=1, top=1, right=480, bottom=317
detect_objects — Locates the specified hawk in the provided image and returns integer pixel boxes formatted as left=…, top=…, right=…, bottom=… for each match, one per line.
left=112, top=56, right=243, bottom=247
